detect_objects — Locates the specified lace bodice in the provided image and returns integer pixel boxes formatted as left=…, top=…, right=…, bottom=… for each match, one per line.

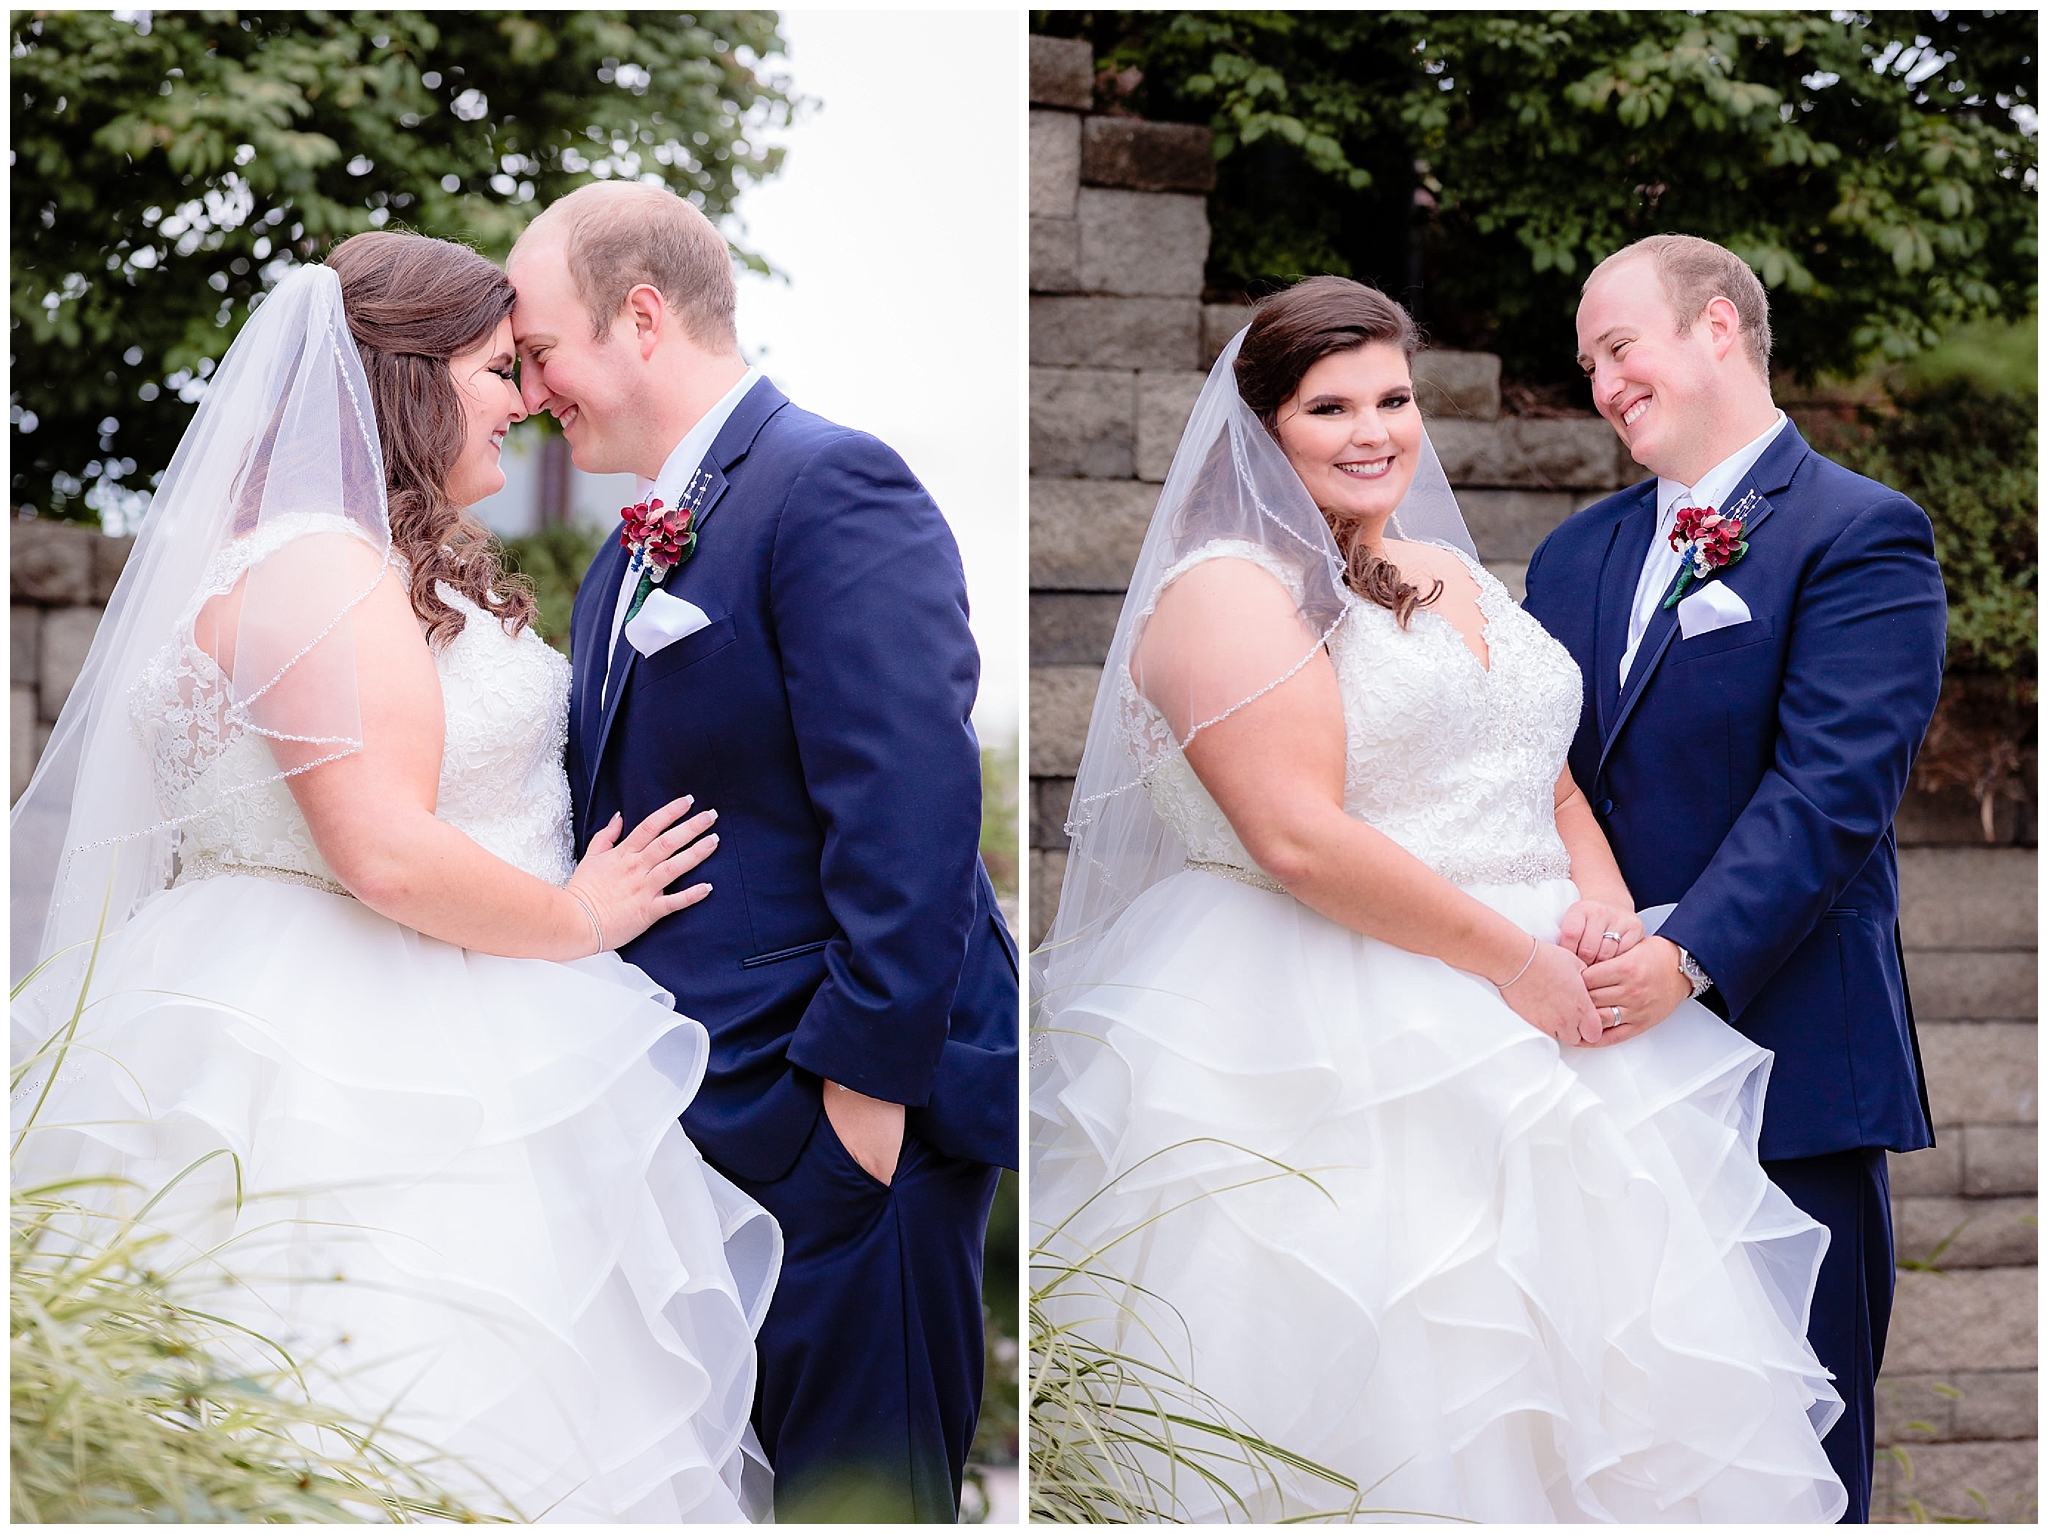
left=428, top=583, right=576, bottom=889
left=130, top=515, right=575, bottom=897
left=1127, top=539, right=1582, bottom=891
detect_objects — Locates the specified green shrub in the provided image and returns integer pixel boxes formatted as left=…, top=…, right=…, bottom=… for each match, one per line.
left=981, top=743, right=1020, bottom=901
left=1831, top=382, right=2036, bottom=682
left=498, top=520, right=606, bottom=656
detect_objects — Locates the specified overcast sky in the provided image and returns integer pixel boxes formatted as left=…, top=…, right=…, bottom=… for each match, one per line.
left=734, top=10, right=1023, bottom=742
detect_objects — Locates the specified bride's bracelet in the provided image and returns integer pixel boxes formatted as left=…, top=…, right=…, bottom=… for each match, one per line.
left=567, top=886, right=607, bottom=956
left=1494, top=934, right=1540, bottom=991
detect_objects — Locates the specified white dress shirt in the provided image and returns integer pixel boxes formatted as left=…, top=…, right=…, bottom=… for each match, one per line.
left=603, top=367, right=764, bottom=705
left=1618, top=410, right=1789, bottom=686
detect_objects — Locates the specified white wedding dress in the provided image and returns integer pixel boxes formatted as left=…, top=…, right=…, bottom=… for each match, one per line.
left=1033, top=540, right=1847, bottom=1522
left=12, top=514, right=778, bottom=1522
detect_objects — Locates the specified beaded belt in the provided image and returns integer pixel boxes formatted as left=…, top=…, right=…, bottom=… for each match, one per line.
left=1184, top=858, right=1287, bottom=895
left=174, top=854, right=353, bottom=899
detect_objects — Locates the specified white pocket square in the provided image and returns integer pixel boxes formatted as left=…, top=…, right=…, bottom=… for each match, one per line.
left=1677, top=581, right=1751, bottom=640
left=624, top=589, right=714, bottom=657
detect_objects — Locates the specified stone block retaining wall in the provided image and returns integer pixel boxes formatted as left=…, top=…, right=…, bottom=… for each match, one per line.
left=11, top=517, right=133, bottom=802
left=1026, top=32, right=2033, bottom=1523
left=1876, top=837, right=2038, bottom=1521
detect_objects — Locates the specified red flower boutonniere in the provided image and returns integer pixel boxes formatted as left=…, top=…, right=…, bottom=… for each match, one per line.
left=614, top=462, right=712, bottom=618
left=621, top=496, right=697, bottom=580
left=1661, top=490, right=1757, bottom=610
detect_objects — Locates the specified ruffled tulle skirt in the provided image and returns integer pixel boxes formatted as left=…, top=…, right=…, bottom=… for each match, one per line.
left=1032, top=872, right=1845, bottom=1523
left=12, top=875, right=779, bottom=1522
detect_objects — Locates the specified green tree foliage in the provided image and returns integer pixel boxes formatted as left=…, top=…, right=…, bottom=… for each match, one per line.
left=1035, top=11, right=2036, bottom=390
left=12, top=10, right=794, bottom=525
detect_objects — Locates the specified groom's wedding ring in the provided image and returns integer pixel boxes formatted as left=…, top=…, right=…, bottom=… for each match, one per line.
left=1611, top=1006, right=1623, bottom=1027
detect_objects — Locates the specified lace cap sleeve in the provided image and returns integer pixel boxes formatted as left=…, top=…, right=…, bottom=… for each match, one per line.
left=181, top=510, right=386, bottom=626
left=1124, top=538, right=1343, bottom=755
left=1149, top=537, right=1310, bottom=618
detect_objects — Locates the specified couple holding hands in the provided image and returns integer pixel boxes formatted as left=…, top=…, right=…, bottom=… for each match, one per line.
left=1032, top=234, right=1944, bottom=1523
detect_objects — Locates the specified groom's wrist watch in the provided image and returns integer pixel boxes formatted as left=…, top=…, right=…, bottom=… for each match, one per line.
left=1673, top=945, right=1714, bottom=1000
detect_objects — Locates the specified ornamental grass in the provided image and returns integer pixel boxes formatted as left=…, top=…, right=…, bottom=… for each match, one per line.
left=1026, top=1126, right=1450, bottom=1524
left=11, top=930, right=496, bottom=1523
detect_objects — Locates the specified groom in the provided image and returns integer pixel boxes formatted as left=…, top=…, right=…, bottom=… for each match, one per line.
left=1525, top=234, right=1946, bottom=1521
left=507, top=182, right=1018, bottom=1522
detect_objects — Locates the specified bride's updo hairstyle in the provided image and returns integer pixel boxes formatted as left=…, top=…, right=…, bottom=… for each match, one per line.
left=1234, top=275, right=1442, bottom=628
left=323, top=231, right=536, bottom=647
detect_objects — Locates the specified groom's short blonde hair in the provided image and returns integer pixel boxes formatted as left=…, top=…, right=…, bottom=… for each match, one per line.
left=518, top=181, right=738, bottom=353
left=1588, top=234, right=1772, bottom=380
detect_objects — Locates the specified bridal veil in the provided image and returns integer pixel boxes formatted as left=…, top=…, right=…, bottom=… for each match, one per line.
left=12, top=264, right=390, bottom=1001
left=1035, top=323, right=1475, bottom=1001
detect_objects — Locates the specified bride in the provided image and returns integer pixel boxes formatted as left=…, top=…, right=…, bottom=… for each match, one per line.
left=12, top=234, right=778, bottom=1521
left=1031, top=276, right=1847, bottom=1521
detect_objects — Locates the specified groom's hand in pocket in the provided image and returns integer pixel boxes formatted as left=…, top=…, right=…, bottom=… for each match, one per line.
left=824, top=1081, right=905, bottom=1187
left=1581, top=936, right=1693, bottom=1046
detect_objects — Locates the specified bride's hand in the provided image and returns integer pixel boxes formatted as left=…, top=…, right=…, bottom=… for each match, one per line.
left=1497, top=940, right=1604, bottom=1047
left=567, top=796, right=719, bottom=952
left=1557, top=899, right=1644, bottom=966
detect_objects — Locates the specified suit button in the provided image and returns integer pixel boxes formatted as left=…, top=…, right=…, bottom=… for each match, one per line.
left=1597, top=798, right=1617, bottom=817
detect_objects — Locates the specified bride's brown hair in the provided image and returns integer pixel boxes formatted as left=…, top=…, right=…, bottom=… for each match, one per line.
left=1234, top=275, right=1442, bottom=627
left=323, top=231, right=537, bottom=647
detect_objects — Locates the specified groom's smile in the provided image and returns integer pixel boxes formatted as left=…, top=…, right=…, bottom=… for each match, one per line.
left=506, top=214, right=739, bottom=483
left=1576, top=252, right=1764, bottom=487
left=506, top=226, right=630, bottom=472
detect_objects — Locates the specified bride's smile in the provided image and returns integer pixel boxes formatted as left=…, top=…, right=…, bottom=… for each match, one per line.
left=445, top=316, right=526, bottom=506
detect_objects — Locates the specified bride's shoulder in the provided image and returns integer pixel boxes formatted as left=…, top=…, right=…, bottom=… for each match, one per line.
left=1134, top=540, right=1326, bottom=694
left=184, top=511, right=386, bottom=624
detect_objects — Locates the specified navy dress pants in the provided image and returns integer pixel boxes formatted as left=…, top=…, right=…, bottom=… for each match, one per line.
left=1761, top=1147, right=1895, bottom=1524
left=723, top=1107, right=1000, bottom=1522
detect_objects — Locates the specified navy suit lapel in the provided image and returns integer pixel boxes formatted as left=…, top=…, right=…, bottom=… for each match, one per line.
left=586, top=462, right=730, bottom=801
left=1599, top=592, right=1682, bottom=775
left=578, top=377, right=791, bottom=834
left=574, top=531, right=630, bottom=802
left=1593, top=485, right=1659, bottom=734
left=1594, top=423, right=1811, bottom=780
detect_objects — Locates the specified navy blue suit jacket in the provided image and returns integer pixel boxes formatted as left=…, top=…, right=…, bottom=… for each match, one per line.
left=1523, top=424, right=1944, bottom=1161
left=567, top=379, right=1019, bottom=1183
